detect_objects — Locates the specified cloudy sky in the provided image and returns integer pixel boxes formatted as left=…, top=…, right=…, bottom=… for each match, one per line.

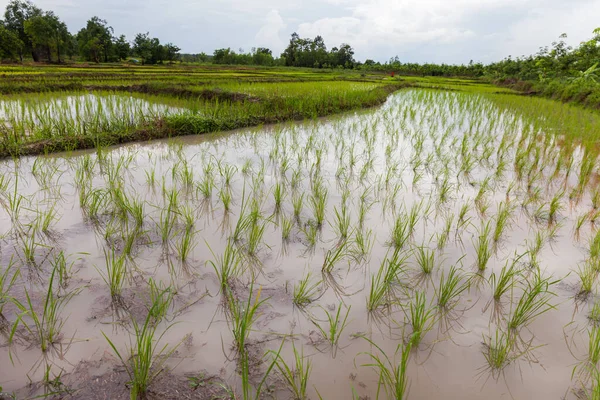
left=9, top=0, right=600, bottom=64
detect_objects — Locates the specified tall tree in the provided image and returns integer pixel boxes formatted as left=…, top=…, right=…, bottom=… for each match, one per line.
left=3, top=0, right=42, bottom=60
left=0, top=23, right=23, bottom=60
left=114, top=34, right=130, bottom=60
left=76, top=17, right=114, bottom=62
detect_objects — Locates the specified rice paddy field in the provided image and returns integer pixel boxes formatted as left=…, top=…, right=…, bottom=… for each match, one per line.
left=2, top=65, right=600, bottom=400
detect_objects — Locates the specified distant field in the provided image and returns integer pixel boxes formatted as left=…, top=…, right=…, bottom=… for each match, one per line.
left=0, top=64, right=513, bottom=158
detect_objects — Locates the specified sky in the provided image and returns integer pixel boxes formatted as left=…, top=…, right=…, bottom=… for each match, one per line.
left=5, top=0, right=600, bottom=64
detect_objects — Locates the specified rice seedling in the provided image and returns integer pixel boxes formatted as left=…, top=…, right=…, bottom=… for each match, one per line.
left=414, top=246, right=436, bottom=276
left=147, top=278, right=174, bottom=323
left=102, top=297, right=180, bottom=400
left=367, top=250, right=408, bottom=312
left=270, top=341, right=312, bottom=400
left=0, top=259, right=18, bottom=326
left=507, top=270, right=558, bottom=331
left=587, top=294, right=600, bottom=322
left=96, top=248, right=127, bottom=303
left=332, top=204, right=351, bottom=240
left=435, top=264, right=469, bottom=313
left=489, top=255, right=523, bottom=304
left=548, top=191, right=564, bottom=224
left=176, top=226, right=197, bottom=263
left=218, top=186, right=233, bottom=213
left=293, top=272, right=322, bottom=307
left=389, top=214, right=410, bottom=249
left=273, top=182, right=285, bottom=214
left=246, top=211, right=269, bottom=259
left=437, top=214, right=454, bottom=250
left=587, top=325, right=600, bottom=367
left=578, top=259, right=599, bottom=298
left=311, top=303, right=351, bottom=356
left=281, top=214, right=294, bottom=242
left=493, top=201, right=513, bottom=244
left=473, top=221, right=493, bottom=272
left=310, top=185, right=328, bottom=228
left=207, top=240, right=242, bottom=293
left=482, top=327, right=518, bottom=374
left=357, top=336, right=411, bottom=400
left=226, top=282, right=268, bottom=355
left=353, top=228, right=374, bottom=260
left=405, top=291, right=436, bottom=348
left=292, top=192, right=304, bottom=221
left=322, top=237, right=356, bottom=273
left=11, top=266, right=76, bottom=353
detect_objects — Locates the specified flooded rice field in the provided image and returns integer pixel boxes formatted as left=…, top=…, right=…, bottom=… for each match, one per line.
left=0, top=93, right=185, bottom=135
left=1, top=89, right=599, bottom=399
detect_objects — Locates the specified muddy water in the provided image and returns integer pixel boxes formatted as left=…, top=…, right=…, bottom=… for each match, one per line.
left=0, top=89, right=596, bottom=399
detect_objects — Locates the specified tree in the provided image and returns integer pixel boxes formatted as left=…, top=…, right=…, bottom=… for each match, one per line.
left=114, top=34, right=130, bottom=60
left=24, top=14, right=53, bottom=61
left=132, top=32, right=152, bottom=64
left=77, top=17, right=114, bottom=62
left=3, top=0, right=42, bottom=60
left=164, top=43, right=180, bottom=64
left=0, top=23, right=23, bottom=60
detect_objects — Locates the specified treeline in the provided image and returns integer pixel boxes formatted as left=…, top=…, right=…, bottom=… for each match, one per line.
left=0, top=0, right=180, bottom=64
left=203, top=34, right=357, bottom=68
left=485, top=30, right=600, bottom=108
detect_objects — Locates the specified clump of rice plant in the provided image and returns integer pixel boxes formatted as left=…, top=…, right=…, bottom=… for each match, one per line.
left=482, top=327, right=517, bottom=375
left=577, top=259, right=599, bottom=298
left=102, top=297, right=180, bottom=400
left=488, top=255, right=523, bottom=305
left=507, top=270, right=558, bottom=331
left=357, top=336, right=411, bottom=400
left=311, top=303, right=351, bottom=357
left=414, top=245, right=436, bottom=276
left=473, top=221, right=492, bottom=272
left=389, top=214, right=410, bottom=249
left=493, top=201, right=513, bottom=244
left=207, top=239, right=242, bottom=293
left=367, top=250, right=408, bottom=312
left=405, top=291, right=436, bottom=349
left=435, top=264, right=469, bottom=314
left=271, top=341, right=312, bottom=400
left=97, top=248, right=127, bottom=303
left=293, top=272, right=322, bottom=307
left=11, top=265, right=77, bottom=353
left=322, top=238, right=356, bottom=273
left=0, top=259, right=19, bottom=326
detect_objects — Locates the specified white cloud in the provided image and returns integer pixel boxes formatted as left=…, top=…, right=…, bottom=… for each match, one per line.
left=17, top=0, right=600, bottom=63
left=255, top=10, right=287, bottom=53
